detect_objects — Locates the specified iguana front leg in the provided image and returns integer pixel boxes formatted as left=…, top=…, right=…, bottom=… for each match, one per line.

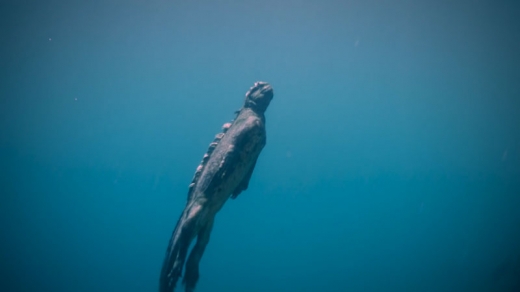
left=231, top=157, right=258, bottom=199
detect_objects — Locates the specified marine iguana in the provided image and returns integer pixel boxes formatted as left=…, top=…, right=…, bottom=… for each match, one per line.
left=159, top=81, right=274, bottom=292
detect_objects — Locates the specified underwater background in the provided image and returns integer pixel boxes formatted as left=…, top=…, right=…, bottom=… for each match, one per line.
left=1, top=0, right=519, bottom=291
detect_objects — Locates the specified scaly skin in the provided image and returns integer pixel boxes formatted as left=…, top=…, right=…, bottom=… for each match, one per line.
left=159, top=82, right=274, bottom=292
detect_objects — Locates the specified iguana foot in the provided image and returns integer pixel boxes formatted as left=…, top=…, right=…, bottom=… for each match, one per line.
left=182, top=219, right=214, bottom=292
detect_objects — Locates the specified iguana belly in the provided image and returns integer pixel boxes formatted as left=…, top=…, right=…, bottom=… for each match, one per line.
left=192, top=116, right=265, bottom=209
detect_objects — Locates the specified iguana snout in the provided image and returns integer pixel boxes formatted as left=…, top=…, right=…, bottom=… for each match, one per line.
left=244, top=81, right=274, bottom=113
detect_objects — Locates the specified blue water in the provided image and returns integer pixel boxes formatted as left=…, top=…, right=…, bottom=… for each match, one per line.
left=1, top=1, right=519, bottom=291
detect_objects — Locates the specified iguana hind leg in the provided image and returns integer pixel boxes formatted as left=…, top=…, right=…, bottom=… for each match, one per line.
left=183, top=218, right=214, bottom=292
left=159, top=205, right=202, bottom=292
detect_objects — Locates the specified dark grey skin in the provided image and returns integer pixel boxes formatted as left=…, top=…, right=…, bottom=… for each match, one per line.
left=159, top=82, right=274, bottom=292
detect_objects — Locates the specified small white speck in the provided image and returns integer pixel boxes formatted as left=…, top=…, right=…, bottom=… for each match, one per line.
left=49, top=38, right=52, bottom=41
left=354, top=40, right=359, bottom=47
left=74, top=97, right=77, bottom=101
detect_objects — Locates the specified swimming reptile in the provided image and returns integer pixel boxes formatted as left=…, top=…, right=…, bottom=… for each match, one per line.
left=159, top=81, right=274, bottom=292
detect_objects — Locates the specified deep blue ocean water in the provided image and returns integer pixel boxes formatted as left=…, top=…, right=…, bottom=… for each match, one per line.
left=1, top=1, right=519, bottom=291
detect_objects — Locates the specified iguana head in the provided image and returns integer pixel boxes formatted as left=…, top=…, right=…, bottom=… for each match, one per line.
left=244, top=81, right=274, bottom=113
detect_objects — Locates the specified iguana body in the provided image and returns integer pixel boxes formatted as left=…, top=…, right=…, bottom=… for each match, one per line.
left=159, top=82, right=274, bottom=292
